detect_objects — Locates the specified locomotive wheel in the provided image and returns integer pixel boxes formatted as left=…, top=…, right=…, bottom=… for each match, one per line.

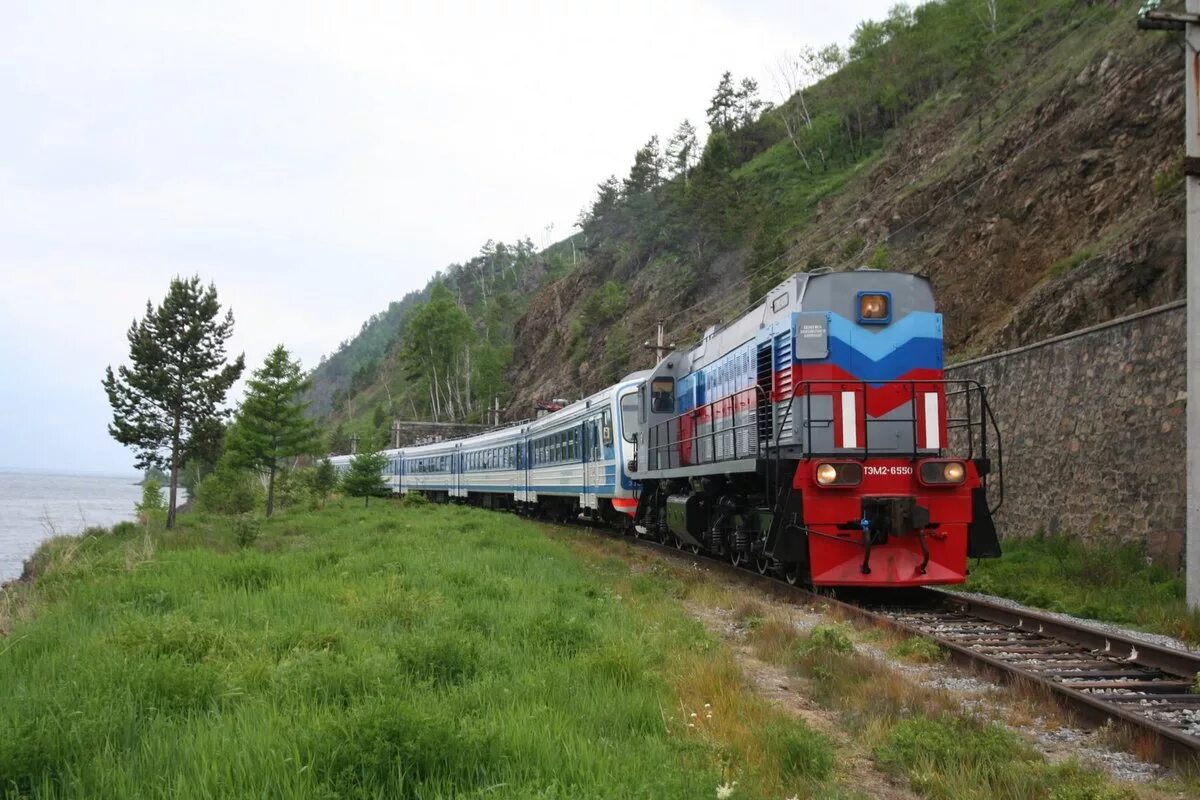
left=673, top=535, right=685, bottom=550
left=730, top=549, right=747, bottom=569
left=688, top=544, right=701, bottom=555
left=754, top=555, right=771, bottom=575
left=783, top=563, right=801, bottom=585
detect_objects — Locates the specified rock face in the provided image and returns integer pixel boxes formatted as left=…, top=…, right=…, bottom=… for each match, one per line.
left=506, top=31, right=1185, bottom=421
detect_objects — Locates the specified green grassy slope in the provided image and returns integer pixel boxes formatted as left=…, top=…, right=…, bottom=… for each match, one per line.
left=0, top=504, right=839, bottom=799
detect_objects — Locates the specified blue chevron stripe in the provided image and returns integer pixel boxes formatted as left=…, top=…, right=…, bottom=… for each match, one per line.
left=810, top=337, right=943, bottom=384
left=822, top=311, right=942, bottom=361
left=798, top=311, right=944, bottom=385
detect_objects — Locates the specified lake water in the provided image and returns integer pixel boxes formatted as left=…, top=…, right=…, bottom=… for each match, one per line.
left=0, top=469, right=144, bottom=583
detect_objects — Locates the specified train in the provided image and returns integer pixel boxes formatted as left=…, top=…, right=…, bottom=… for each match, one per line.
left=329, top=268, right=1002, bottom=588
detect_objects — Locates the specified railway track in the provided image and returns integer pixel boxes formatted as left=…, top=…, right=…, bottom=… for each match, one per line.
left=606, top=530, right=1200, bottom=766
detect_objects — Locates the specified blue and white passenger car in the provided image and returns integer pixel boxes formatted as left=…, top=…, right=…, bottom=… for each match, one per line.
left=325, top=372, right=647, bottom=523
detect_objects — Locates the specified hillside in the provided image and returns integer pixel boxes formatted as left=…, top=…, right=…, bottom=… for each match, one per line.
left=309, top=0, right=1184, bottom=443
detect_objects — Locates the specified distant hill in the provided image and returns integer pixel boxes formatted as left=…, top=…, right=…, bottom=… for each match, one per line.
left=309, top=0, right=1184, bottom=448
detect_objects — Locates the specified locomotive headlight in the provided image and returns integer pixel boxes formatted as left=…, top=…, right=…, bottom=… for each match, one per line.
left=816, top=463, right=839, bottom=485
left=857, top=292, right=890, bottom=323
left=919, top=459, right=966, bottom=485
left=814, top=462, right=862, bottom=487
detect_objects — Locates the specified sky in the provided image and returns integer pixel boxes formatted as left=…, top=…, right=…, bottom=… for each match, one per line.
left=0, top=0, right=896, bottom=474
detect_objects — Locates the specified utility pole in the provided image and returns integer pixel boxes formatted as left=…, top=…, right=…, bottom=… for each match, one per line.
left=642, top=319, right=675, bottom=364
left=392, top=420, right=401, bottom=449
left=349, top=434, right=359, bottom=455
left=1140, top=1, right=1200, bottom=607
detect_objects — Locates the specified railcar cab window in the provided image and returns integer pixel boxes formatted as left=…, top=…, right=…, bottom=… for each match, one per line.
left=620, top=394, right=638, bottom=442
left=650, top=378, right=675, bottom=414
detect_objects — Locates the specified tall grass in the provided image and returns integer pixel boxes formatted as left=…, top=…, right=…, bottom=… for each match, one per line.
left=0, top=503, right=834, bottom=799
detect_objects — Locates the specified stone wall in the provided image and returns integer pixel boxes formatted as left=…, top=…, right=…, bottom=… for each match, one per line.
left=945, top=301, right=1186, bottom=564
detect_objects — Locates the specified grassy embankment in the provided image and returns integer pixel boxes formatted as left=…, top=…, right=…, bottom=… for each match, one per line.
left=961, top=533, right=1200, bottom=647
left=561, top=534, right=1194, bottom=800
left=0, top=501, right=839, bottom=799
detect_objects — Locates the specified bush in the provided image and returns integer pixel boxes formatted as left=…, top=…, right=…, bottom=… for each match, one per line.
left=136, top=478, right=166, bottom=525
left=232, top=514, right=261, bottom=548
left=400, top=492, right=430, bottom=508
left=195, top=468, right=262, bottom=515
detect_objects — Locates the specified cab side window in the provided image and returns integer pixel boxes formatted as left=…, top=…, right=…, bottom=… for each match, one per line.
left=650, top=377, right=675, bottom=414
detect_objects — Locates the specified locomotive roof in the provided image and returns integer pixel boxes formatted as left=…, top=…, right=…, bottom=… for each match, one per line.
left=674, top=269, right=934, bottom=375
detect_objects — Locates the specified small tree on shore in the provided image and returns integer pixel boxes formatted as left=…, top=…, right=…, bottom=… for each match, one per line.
left=341, top=447, right=389, bottom=507
left=311, top=458, right=337, bottom=508
left=103, top=276, right=245, bottom=529
left=225, top=345, right=319, bottom=516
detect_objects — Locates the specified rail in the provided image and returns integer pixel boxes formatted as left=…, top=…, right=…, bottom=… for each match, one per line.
left=609, top=531, right=1200, bottom=766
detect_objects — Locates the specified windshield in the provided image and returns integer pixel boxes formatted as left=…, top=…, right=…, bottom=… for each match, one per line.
left=620, top=393, right=639, bottom=443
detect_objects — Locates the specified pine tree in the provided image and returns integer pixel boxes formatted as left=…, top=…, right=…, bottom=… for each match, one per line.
left=102, top=276, right=245, bottom=529
left=735, top=78, right=764, bottom=127
left=225, top=345, right=319, bottom=516
left=311, top=458, right=337, bottom=508
left=666, top=119, right=698, bottom=185
left=341, top=446, right=390, bottom=507
left=706, top=71, right=738, bottom=133
left=624, top=135, right=663, bottom=195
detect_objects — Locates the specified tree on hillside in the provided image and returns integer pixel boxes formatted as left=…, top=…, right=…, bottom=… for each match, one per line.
left=624, top=136, right=663, bottom=195
left=226, top=345, right=319, bottom=516
left=327, top=421, right=351, bottom=454
left=402, top=282, right=475, bottom=421
left=735, top=78, right=765, bottom=127
left=666, top=119, right=698, bottom=186
left=707, top=71, right=738, bottom=133
left=102, top=276, right=245, bottom=529
left=342, top=447, right=389, bottom=506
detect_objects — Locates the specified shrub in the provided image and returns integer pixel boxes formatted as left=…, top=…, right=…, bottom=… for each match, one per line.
left=866, top=243, right=890, bottom=270
left=232, top=514, right=261, bottom=548
left=400, top=492, right=430, bottom=508
left=195, top=468, right=262, bottom=515
left=136, top=478, right=167, bottom=526
left=111, top=521, right=139, bottom=538
left=802, top=625, right=854, bottom=655
left=890, top=636, right=945, bottom=663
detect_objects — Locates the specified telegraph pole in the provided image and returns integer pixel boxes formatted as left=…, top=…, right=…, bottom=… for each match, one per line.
left=1142, top=1, right=1200, bottom=607
left=349, top=434, right=359, bottom=455
left=642, top=319, right=674, bottom=363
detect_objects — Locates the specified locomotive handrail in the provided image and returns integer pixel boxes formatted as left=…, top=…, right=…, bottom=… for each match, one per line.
left=645, top=379, right=1003, bottom=511
left=646, top=384, right=770, bottom=471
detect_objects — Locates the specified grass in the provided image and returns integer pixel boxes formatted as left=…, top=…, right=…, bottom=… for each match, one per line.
left=0, top=502, right=839, bottom=799
left=962, top=532, right=1200, bottom=646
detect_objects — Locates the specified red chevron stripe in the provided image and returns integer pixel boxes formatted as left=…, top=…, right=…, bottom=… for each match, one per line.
left=792, top=365, right=944, bottom=417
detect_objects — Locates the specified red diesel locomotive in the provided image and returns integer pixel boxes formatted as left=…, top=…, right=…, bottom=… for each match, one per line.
left=630, top=269, right=1002, bottom=588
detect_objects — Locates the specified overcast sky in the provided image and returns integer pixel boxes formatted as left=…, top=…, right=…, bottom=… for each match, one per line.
left=0, top=0, right=896, bottom=474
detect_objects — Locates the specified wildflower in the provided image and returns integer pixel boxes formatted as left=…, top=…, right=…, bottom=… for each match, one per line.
left=688, top=722, right=695, bottom=728
left=704, top=703, right=711, bottom=709
left=706, top=713, right=712, bottom=719
left=715, top=781, right=738, bottom=799
left=690, top=712, right=698, bottom=718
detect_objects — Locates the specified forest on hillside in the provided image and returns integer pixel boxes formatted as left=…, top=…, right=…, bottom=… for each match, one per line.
left=310, top=0, right=1183, bottom=452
